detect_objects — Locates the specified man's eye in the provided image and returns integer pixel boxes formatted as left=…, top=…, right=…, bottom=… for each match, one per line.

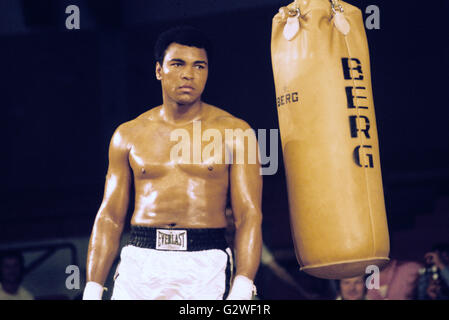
left=172, top=63, right=182, bottom=67
left=195, top=65, right=205, bottom=69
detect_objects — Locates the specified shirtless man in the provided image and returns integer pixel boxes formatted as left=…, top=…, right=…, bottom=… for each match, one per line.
left=83, top=26, right=263, bottom=300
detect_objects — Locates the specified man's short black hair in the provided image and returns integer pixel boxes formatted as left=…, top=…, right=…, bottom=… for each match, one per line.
left=0, top=250, right=25, bottom=281
left=0, top=250, right=24, bottom=266
left=154, top=26, right=213, bottom=65
left=432, top=242, right=449, bottom=254
left=335, top=274, right=369, bottom=293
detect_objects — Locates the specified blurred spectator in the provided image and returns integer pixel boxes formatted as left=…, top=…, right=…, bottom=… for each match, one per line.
left=365, top=259, right=422, bottom=300
left=336, top=275, right=367, bottom=300
left=417, top=243, right=449, bottom=300
left=0, top=250, right=34, bottom=300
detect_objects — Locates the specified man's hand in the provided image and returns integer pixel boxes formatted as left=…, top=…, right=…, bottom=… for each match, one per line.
left=226, top=275, right=255, bottom=300
left=425, top=252, right=447, bottom=271
left=82, top=282, right=105, bottom=300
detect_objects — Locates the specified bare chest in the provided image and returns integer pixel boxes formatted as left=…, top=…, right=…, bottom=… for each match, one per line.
left=128, top=122, right=230, bottom=179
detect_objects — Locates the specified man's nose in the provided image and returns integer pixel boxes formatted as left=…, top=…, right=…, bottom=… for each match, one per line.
left=181, top=67, right=194, bottom=80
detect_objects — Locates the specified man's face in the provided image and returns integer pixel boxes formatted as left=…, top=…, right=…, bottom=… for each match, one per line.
left=1, top=257, right=22, bottom=283
left=340, top=276, right=366, bottom=300
left=156, top=43, right=208, bottom=106
left=439, top=250, right=449, bottom=265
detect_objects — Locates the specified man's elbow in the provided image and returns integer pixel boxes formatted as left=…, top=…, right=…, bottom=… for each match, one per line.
left=235, top=208, right=263, bottom=230
left=94, top=209, right=126, bottom=233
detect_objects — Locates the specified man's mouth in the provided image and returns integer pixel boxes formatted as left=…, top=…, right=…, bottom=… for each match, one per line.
left=179, top=85, right=194, bottom=91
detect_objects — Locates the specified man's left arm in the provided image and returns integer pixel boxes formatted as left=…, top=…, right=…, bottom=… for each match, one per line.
left=227, top=120, right=263, bottom=300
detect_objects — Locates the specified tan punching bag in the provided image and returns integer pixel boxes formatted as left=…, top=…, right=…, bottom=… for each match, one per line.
left=271, top=0, right=390, bottom=279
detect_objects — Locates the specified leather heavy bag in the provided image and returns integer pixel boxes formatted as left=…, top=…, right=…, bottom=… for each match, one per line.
left=271, top=0, right=390, bottom=279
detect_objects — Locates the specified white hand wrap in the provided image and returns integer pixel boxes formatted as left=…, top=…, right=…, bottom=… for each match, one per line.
left=226, top=275, right=255, bottom=300
left=82, top=281, right=105, bottom=300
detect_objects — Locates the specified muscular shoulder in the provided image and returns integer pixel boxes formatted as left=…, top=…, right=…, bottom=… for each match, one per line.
left=204, top=104, right=253, bottom=131
left=110, top=117, right=146, bottom=151
left=114, top=106, right=161, bottom=141
left=135, top=105, right=162, bottom=122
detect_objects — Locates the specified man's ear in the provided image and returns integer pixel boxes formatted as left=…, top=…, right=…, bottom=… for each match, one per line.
left=155, top=61, right=162, bottom=80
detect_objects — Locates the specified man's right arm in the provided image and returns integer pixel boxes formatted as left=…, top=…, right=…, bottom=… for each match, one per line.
left=84, top=124, right=132, bottom=299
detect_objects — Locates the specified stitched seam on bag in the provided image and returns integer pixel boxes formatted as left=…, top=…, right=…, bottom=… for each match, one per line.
left=343, top=35, right=377, bottom=257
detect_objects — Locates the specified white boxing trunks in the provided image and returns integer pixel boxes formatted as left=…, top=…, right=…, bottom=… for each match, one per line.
left=111, top=226, right=233, bottom=300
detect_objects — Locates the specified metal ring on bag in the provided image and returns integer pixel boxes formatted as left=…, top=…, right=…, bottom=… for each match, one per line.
left=330, top=0, right=344, bottom=14
left=288, top=8, right=300, bottom=18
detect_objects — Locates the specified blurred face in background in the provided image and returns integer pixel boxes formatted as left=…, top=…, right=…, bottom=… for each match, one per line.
left=340, top=276, right=366, bottom=300
left=1, top=257, right=22, bottom=284
left=439, top=250, right=449, bottom=266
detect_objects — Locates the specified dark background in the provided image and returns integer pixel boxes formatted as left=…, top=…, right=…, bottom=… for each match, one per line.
left=0, top=0, right=448, bottom=299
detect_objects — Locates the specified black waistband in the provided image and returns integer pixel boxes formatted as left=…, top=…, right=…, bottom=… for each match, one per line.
left=128, top=226, right=229, bottom=251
